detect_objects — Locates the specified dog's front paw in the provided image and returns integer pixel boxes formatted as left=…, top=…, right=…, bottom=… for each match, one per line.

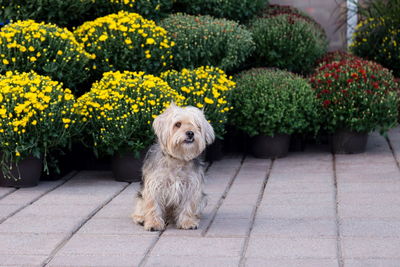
left=144, top=220, right=165, bottom=231
left=177, top=218, right=199, bottom=230
left=131, top=214, right=144, bottom=226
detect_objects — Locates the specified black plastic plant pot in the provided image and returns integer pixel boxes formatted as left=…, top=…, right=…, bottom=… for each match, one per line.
left=251, top=134, right=290, bottom=159
left=205, top=138, right=224, bottom=162
left=0, top=156, right=42, bottom=188
left=112, top=151, right=146, bottom=182
left=331, top=130, right=368, bottom=154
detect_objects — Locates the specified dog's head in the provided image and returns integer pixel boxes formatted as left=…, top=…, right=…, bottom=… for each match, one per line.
left=153, top=103, right=215, bottom=161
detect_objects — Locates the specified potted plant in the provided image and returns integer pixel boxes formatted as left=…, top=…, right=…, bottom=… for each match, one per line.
left=310, top=59, right=398, bottom=154
left=161, top=66, right=236, bottom=161
left=74, top=11, right=174, bottom=78
left=75, top=70, right=182, bottom=182
left=0, top=19, right=93, bottom=92
left=0, top=71, right=78, bottom=187
left=231, top=68, right=319, bottom=158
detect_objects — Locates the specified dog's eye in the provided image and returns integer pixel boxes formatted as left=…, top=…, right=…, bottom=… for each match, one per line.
left=175, top=122, right=181, bottom=128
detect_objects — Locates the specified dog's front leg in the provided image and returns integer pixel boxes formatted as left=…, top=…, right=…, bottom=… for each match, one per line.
left=176, top=195, right=201, bottom=230
left=143, top=197, right=166, bottom=231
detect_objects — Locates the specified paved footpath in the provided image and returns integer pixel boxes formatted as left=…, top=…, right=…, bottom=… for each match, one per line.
left=2, top=128, right=400, bottom=266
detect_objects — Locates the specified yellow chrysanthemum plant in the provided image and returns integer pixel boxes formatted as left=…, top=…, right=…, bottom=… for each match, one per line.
left=93, top=0, right=174, bottom=21
left=75, top=70, right=183, bottom=158
left=0, top=20, right=94, bottom=92
left=74, top=11, right=174, bottom=79
left=0, top=71, right=79, bottom=180
left=160, top=66, right=236, bottom=139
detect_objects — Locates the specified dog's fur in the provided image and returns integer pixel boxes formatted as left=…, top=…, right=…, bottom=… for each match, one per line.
left=132, top=104, right=215, bottom=231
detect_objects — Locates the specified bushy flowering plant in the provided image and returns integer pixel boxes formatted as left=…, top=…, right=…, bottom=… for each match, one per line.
left=160, top=13, right=254, bottom=72
left=76, top=71, right=183, bottom=157
left=93, top=0, right=174, bottom=21
left=161, top=66, right=235, bottom=139
left=0, top=20, right=93, bottom=91
left=74, top=11, right=174, bottom=78
left=310, top=59, right=398, bottom=133
left=231, top=68, right=319, bottom=137
left=316, top=51, right=361, bottom=67
left=351, top=17, right=400, bottom=77
left=249, top=14, right=328, bottom=74
left=173, top=0, right=268, bottom=22
left=0, top=71, right=78, bottom=179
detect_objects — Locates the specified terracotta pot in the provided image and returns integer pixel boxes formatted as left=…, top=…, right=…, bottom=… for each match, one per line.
left=205, top=139, right=224, bottom=162
left=331, top=130, right=368, bottom=154
left=0, top=156, right=42, bottom=188
left=251, top=134, right=290, bottom=159
left=112, top=151, right=146, bottom=182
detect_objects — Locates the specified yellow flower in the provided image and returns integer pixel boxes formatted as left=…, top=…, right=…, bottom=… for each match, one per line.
left=30, top=57, right=37, bottom=62
left=15, top=151, right=20, bottom=157
left=2, top=59, right=9, bottom=65
left=146, top=38, right=155, bottom=45
left=57, top=50, right=63, bottom=55
left=204, top=97, right=214, bottom=104
left=197, top=103, right=204, bottom=108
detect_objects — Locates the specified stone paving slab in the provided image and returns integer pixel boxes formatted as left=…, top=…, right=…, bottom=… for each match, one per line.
left=2, top=128, right=400, bottom=266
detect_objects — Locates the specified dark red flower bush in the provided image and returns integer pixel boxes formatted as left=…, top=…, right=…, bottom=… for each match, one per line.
left=316, top=51, right=362, bottom=67
left=310, top=59, right=398, bottom=133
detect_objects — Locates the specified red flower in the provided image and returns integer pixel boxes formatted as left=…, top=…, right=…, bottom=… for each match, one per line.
left=321, top=89, right=330, bottom=94
left=323, top=100, right=331, bottom=107
left=324, top=73, right=330, bottom=78
left=372, top=82, right=379, bottom=89
left=347, top=78, right=353, bottom=84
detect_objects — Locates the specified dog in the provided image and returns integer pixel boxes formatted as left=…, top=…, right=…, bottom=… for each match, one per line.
left=132, top=103, right=215, bottom=231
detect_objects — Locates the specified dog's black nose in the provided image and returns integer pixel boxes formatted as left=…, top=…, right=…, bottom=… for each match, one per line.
left=186, top=131, right=194, bottom=138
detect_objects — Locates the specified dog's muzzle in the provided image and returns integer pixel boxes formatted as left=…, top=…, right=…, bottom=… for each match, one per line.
left=184, top=131, right=195, bottom=144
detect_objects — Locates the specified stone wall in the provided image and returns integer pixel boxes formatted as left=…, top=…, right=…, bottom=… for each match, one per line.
left=269, top=0, right=348, bottom=51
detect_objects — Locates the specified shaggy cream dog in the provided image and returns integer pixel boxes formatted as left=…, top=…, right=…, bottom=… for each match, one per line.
left=132, top=103, right=215, bottom=231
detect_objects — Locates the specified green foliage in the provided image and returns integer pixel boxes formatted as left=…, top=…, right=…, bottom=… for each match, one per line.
left=160, top=13, right=255, bottom=72
left=173, top=0, right=268, bottom=22
left=310, top=59, right=398, bottom=134
left=248, top=14, right=328, bottom=74
left=231, top=68, right=319, bottom=137
left=0, top=20, right=93, bottom=92
left=74, top=11, right=174, bottom=79
left=0, top=0, right=94, bottom=28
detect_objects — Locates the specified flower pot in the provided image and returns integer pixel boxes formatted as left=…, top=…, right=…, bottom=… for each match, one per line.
left=0, top=156, right=42, bottom=188
left=251, top=134, right=290, bottom=159
left=205, top=138, right=224, bottom=162
left=289, top=134, right=306, bottom=152
left=331, top=130, right=368, bottom=154
left=112, top=151, right=146, bottom=182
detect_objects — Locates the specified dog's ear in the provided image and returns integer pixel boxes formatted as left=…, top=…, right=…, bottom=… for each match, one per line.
left=201, top=112, right=215, bottom=145
left=153, top=104, right=175, bottom=145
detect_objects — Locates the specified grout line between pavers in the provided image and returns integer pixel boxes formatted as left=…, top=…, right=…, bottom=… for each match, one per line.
left=201, top=155, right=246, bottom=236
left=42, top=178, right=132, bottom=267
left=0, top=188, right=18, bottom=201
left=385, top=135, right=400, bottom=172
left=138, top=156, right=244, bottom=267
left=238, top=158, right=274, bottom=267
left=332, top=153, right=344, bottom=267
left=0, top=171, right=78, bottom=225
